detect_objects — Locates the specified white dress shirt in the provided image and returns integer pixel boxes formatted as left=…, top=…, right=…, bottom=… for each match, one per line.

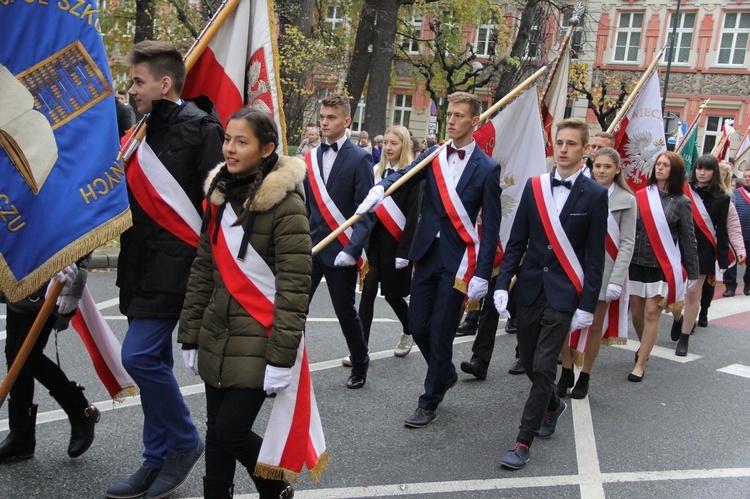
left=553, top=169, right=581, bottom=214
left=447, top=141, right=475, bottom=187
left=321, top=135, right=349, bottom=183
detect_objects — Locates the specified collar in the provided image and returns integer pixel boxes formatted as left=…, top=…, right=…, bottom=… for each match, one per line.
left=554, top=168, right=581, bottom=184
left=608, top=183, right=615, bottom=196
left=324, top=135, right=349, bottom=152
left=452, top=140, right=475, bottom=159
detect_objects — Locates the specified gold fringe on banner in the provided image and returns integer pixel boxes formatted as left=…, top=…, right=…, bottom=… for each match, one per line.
left=0, top=209, right=131, bottom=302
left=112, top=386, right=138, bottom=403
left=602, top=337, right=627, bottom=347
left=265, top=0, right=288, bottom=154
left=358, top=260, right=369, bottom=291
left=570, top=349, right=585, bottom=367
left=661, top=299, right=684, bottom=313
left=253, top=451, right=330, bottom=485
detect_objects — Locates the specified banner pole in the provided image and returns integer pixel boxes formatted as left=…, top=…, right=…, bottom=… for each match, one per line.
left=675, top=100, right=708, bottom=154
left=606, top=48, right=665, bottom=135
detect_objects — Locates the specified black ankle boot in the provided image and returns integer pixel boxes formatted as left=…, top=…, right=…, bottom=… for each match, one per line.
left=675, top=333, right=690, bottom=357
left=670, top=317, right=683, bottom=341
left=0, top=402, right=37, bottom=463
left=570, top=372, right=590, bottom=399
left=556, top=367, right=575, bottom=398
left=50, top=381, right=100, bottom=458
left=203, top=476, right=234, bottom=499
left=698, top=307, right=708, bottom=327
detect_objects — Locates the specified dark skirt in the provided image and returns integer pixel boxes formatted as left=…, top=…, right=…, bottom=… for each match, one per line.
left=628, top=263, right=669, bottom=299
left=366, top=223, right=411, bottom=297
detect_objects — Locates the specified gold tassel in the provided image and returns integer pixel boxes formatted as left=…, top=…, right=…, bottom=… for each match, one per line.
left=663, top=300, right=684, bottom=313
left=0, top=209, right=132, bottom=302
left=453, top=277, right=468, bottom=294
left=570, top=349, right=585, bottom=367
left=252, top=450, right=331, bottom=484
left=462, top=299, right=481, bottom=313
left=602, top=337, right=627, bottom=347
left=308, top=450, right=331, bottom=483
left=112, top=386, right=139, bottom=403
left=358, top=260, right=370, bottom=291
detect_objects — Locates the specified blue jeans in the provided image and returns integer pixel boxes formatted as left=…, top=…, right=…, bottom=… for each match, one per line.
left=122, top=317, right=200, bottom=469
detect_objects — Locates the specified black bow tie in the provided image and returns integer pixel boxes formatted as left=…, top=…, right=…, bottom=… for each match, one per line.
left=552, top=178, right=572, bottom=189
left=384, top=167, right=395, bottom=178
left=446, top=145, right=466, bottom=160
left=321, top=142, right=339, bottom=153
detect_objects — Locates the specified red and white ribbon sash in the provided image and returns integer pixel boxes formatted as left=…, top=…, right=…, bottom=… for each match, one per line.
left=432, top=151, right=480, bottom=287
left=125, top=139, right=202, bottom=247
left=305, top=149, right=368, bottom=271
left=605, top=212, right=620, bottom=261
left=208, top=203, right=329, bottom=481
left=636, top=185, right=686, bottom=306
left=684, top=185, right=736, bottom=280
left=375, top=196, right=405, bottom=242
left=739, top=187, right=750, bottom=206
left=531, top=174, right=584, bottom=295
left=70, top=287, right=136, bottom=401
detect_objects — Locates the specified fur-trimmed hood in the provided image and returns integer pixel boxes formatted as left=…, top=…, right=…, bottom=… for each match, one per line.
left=204, top=155, right=307, bottom=212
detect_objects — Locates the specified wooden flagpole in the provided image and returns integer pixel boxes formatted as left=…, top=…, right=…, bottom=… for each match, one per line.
left=711, top=119, right=734, bottom=157
left=311, top=64, right=548, bottom=256
left=675, top=100, right=709, bottom=153
left=733, top=124, right=750, bottom=159
left=121, top=0, right=241, bottom=163
left=606, top=48, right=666, bottom=135
left=0, top=279, right=65, bottom=409
left=539, top=1, right=583, bottom=103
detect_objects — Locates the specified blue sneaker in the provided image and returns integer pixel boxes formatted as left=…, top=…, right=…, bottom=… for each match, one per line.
left=500, top=442, right=530, bottom=469
left=538, top=399, right=567, bottom=439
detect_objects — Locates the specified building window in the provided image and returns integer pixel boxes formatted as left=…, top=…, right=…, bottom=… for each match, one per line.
left=718, top=12, right=750, bottom=65
left=392, top=94, right=412, bottom=128
left=402, top=16, right=422, bottom=54
left=667, top=12, right=695, bottom=64
left=351, top=95, right=366, bottom=133
left=703, top=115, right=733, bottom=154
left=475, top=22, right=496, bottom=58
left=523, top=24, right=540, bottom=60
left=614, top=12, right=643, bottom=62
left=561, top=8, right=585, bottom=56
left=325, top=5, right=345, bottom=32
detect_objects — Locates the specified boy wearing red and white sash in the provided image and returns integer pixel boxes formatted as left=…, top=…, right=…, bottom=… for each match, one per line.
left=493, top=119, right=608, bottom=470
left=109, top=41, right=224, bottom=499
left=357, top=92, right=502, bottom=428
left=303, top=94, right=375, bottom=390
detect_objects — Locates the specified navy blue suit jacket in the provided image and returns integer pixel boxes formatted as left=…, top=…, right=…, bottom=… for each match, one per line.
left=379, top=145, right=502, bottom=281
left=496, top=171, right=608, bottom=313
left=304, top=139, right=375, bottom=266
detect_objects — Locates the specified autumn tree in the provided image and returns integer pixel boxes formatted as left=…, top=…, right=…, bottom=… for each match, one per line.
left=569, top=62, right=637, bottom=130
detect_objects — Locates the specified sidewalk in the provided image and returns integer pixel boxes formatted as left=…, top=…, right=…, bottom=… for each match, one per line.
left=89, top=247, right=119, bottom=269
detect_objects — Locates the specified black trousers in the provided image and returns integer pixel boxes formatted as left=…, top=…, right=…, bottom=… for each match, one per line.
left=204, top=385, right=286, bottom=496
left=309, top=257, right=369, bottom=366
left=5, top=307, right=73, bottom=406
left=358, top=264, right=410, bottom=344
left=471, top=281, right=517, bottom=364
left=515, top=290, right=572, bottom=444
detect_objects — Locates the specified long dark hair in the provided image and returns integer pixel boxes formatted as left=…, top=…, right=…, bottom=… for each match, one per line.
left=648, top=151, right=685, bottom=195
left=690, top=154, right=724, bottom=194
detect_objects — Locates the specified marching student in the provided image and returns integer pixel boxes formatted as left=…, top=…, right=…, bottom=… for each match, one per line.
left=108, top=40, right=224, bottom=499
left=557, top=147, right=636, bottom=399
left=357, top=125, right=421, bottom=358
left=179, top=108, right=307, bottom=499
left=628, top=152, right=698, bottom=381
left=493, top=118, right=608, bottom=469
left=722, top=167, right=750, bottom=297
left=304, top=93, right=375, bottom=389
left=670, top=154, right=730, bottom=356
left=357, top=92, right=502, bottom=428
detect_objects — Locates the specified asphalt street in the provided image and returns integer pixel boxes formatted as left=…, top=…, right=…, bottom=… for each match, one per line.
left=1, top=268, right=749, bottom=498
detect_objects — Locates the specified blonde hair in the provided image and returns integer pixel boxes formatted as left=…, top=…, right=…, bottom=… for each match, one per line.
left=719, top=161, right=733, bottom=195
left=375, top=126, right=413, bottom=179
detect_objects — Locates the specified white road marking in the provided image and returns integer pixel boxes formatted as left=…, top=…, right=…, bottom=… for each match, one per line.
left=572, top=396, right=605, bottom=498
left=717, top=363, right=750, bottom=379
left=612, top=340, right=702, bottom=363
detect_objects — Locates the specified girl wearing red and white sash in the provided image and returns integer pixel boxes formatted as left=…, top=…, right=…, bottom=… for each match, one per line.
left=358, top=126, right=422, bottom=358
left=670, top=154, right=730, bottom=356
left=178, top=109, right=310, bottom=499
left=557, top=147, right=636, bottom=398
left=628, top=152, right=699, bottom=381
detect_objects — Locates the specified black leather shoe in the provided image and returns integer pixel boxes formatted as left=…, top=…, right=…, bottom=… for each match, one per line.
left=455, top=320, right=477, bottom=336
left=670, top=317, right=683, bottom=341
left=675, top=333, right=690, bottom=357
left=744, top=287, right=750, bottom=296
left=106, top=465, right=160, bottom=499
left=440, top=371, right=459, bottom=395
left=570, top=373, right=589, bottom=399
left=404, top=408, right=436, bottom=428
left=556, top=367, right=574, bottom=398
left=697, top=314, right=708, bottom=328
left=723, top=288, right=735, bottom=297
left=460, top=358, right=488, bottom=380
left=346, top=364, right=368, bottom=389
left=504, top=318, right=518, bottom=334
left=68, top=405, right=100, bottom=458
left=508, top=358, right=525, bottom=375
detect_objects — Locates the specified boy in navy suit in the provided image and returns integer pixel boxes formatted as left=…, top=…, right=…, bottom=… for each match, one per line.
left=357, top=92, right=502, bottom=427
left=494, top=118, right=608, bottom=469
left=303, top=93, right=375, bottom=389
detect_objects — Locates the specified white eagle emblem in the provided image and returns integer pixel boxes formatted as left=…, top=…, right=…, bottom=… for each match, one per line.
left=623, top=130, right=663, bottom=184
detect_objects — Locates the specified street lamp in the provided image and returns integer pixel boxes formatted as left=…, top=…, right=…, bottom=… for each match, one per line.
left=662, top=0, right=681, bottom=116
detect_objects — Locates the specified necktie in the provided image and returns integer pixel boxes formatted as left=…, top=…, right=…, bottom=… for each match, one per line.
left=321, top=142, right=339, bottom=153
left=446, top=145, right=465, bottom=160
left=552, top=178, right=572, bottom=189
left=383, top=167, right=395, bottom=179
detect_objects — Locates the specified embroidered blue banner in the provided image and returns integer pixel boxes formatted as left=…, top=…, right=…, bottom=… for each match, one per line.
left=0, top=1, right=131, bottom=301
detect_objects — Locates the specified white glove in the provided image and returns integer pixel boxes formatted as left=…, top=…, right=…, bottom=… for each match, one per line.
left=355, top=185, right=385, bottom=215
left=605, top=283, right=622, bottom=302
left=687, top=279, right=698, bottom=289
left=56, top=295, right=80, bottom=314
left=466, top=276, right=489, bottom=302
left=182, top=349, right=199, bottom=376
left=264, top=365, right=293, bottom=394
left=334, top=251, right=357, bottom=267
left=395, top=258, right=409, bottom=269
left=47, top=264, right=78, bottom=296
left=493, top=289, right=511, bottom=319
left=569, top=309, right=594, bottom=332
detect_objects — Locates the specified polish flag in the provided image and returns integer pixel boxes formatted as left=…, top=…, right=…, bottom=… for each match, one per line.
left=182, top=0, right=285, bottom=143
left=735, top=130, right=750, bottom=172
left=540, top=48, right=571, bottom=159
left=613, top=72, right=666, bottom=190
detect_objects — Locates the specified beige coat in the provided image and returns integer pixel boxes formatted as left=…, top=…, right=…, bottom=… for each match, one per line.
left=600, top=183, right=637, bottom=301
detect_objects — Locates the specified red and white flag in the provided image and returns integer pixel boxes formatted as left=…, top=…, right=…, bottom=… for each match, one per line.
left=182, top=0, right=285, bottom=144
left=540, top=49, right=571, bottom=159
left=735, top=129, right=750, bottom=172
left=614, top=72, right=666, bottom=191
left=714, top=120, right=735, bottom=162
left=474, top=87, right=547, bottom=248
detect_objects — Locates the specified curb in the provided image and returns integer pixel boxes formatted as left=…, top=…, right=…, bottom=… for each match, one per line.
left=90, top=248, right=119, bottom=269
